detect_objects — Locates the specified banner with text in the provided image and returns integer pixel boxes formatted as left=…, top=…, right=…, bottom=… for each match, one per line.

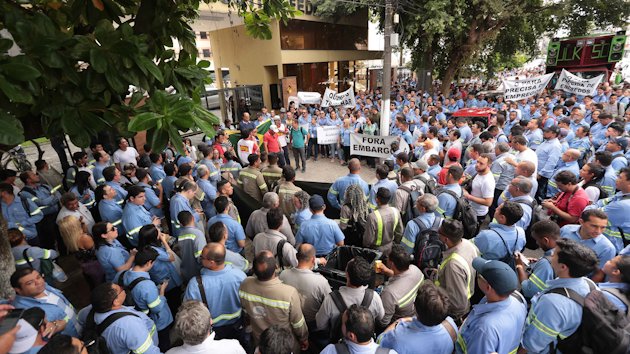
left=316, top=126, right=340, bottom=145
left=321, top=87, right=356, bottom=108
left=502, top=73, right=554, bottom=101
left=553, top=69, right=603, bottom=96
left=297, top=91, right=322, bottom=105
left=350, top=134, right=407, bottom=158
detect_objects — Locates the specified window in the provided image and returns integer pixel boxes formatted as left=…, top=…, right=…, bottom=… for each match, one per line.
left=199, top=31, right=207, bottom=39
left=202, top=49, right=211, bottom=58
left=280, top=20, right=367, bottom=50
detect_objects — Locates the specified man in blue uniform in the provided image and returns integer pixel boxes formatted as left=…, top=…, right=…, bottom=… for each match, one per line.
left=327, top=158, right=369, bottom=209
left=296, top=195, right=345, bottom=257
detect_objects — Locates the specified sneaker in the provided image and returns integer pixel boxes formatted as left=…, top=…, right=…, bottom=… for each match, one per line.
left=302, top=168, right=306, bottom=173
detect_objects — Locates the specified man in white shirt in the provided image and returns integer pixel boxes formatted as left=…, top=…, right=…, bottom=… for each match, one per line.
left=505, top=135, right=538, bottom=175
left=463, top=154, right=495, bottom=223
left=113, top=137, right=139, bottom=170
left=166, top=300, right=246, bottom=354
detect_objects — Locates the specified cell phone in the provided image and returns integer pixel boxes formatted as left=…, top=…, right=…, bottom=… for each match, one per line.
left=0, top=309, right=24, bottom=335
left=515, top=252, right=530, bottom=267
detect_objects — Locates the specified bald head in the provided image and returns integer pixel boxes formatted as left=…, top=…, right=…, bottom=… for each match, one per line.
left=202, top=242, right=226, bottom=267
left=564, top=149, right=581, bottom=162
left=297, top=243, right=316, bottom=264
left=349, top=158, right=361, bottom=173
left=516, top=161, right=535, bottom=177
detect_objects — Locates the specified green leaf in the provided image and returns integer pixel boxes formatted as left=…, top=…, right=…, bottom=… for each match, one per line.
left=167, top=125, right=184, bottom=154
left=0, top=62, right=41, bottom=81
left=0, top=39, right=13, bottom=53
left=197, top=60, right=210, bottom=68
left=42, top=51, right=65, bottom=69
left=90, top=49, right=108, bottom=73
left=86, top=70, right=106, bottom=93
left=149, top=128, right=169, bottom=152
left=160, top=50, right=175, bottom=61
left=69, top=131, right=91, bottom=147
left=61, top=109, right=82, bottom=135
left=138, top=57, right=164, bottom=83
left=129, top=112, right=164, bottom=131
left=0, top=112, right=25, bottom=145
left=64, top=90, right=84, bottom=105
left=0, top=77, right=34, bottom=104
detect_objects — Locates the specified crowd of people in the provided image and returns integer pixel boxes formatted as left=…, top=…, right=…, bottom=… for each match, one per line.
left=0, top=77, right=630, bottom=354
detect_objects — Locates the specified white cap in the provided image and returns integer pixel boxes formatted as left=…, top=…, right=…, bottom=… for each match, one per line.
left=9, top=319, right=37, bottom=353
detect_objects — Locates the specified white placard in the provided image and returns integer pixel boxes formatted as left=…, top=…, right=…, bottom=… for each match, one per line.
left=554, top=69, right=604, bottom=96
left=316, top=126, right=340, bottom=144
left=350, top=133, right=403, bottom=158
left=321, top=87, right=356, bottom=108
left=502, top=73, right=554, bottom=101
left=297, top=91, right=322, bottom=104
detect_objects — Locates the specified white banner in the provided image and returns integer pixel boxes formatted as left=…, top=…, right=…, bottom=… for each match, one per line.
left=297, top=91, right=322, bottom=104
left=502, top=73, right=554, bottom=101
left=321, top=87, right=356, bottom=108
left=350, top=134, right=405, bottom=158
left=554, top=69, right=603, bottom=96
left=316, top=126, right=340, bottom=144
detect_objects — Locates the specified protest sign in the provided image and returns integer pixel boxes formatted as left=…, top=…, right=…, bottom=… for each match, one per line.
left=350, top=133, right=405, bottom=159
left=502, top=73, right=553, bottom=101
left=316, top=126, right=340, bottom=144
left=297, top=91, right=322, bottom=105
left=321, top=87, right=356, bottom=108
left=554, top=69, right=603, bottom=96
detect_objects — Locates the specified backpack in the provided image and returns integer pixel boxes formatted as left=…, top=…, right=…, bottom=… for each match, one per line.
left=411, top=216, right=445, bottom=276
left=489, top=229, right=519, bottom=271
left=329, top=289, right=374, bottom=343
left=22, top=248, right=54, bottom=283
left=549, top=284, right=630, bottom=354
left=81, top=309, right=138, bottom=354
left=276, top=239, right=287, bottom=270
left=415, top=175, right=437, bottom=195
left=399, top=185, right=422, bottom=224
left=63, top=165, right=79, bottom=191
left=518, top=199, right=550, bottom=249
left=117, top=270, right=151, bottom=310
left=438, top=189, right=479, bottom=239
left=334, top=342, right=389, bottom=354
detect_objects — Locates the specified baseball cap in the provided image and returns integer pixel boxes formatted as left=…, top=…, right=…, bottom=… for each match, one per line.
left=611, top=137, right=628, bottom=150
left=309, top=195, right=326, bottom=210
left=543, top=126, right=560, bottom=135
left=280, top=108, right=287, bottom=113
left=411, top=160, right=429, bottom=171
left=9, top=308, right=45, bottom=354
left=273, top=115, right=281, bottom=121
left=447, top=148, right=461, bottom=161
left=270, top=125, right=279, bottom=133
left=472, top=257, right=519, bottom=295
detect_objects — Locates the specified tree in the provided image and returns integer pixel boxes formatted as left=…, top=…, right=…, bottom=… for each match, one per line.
left=0, top=0, right=299, bottom=297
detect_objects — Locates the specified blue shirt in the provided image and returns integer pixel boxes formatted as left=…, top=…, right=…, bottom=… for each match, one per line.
left=560, top=224, right=616, bottom=269
left=106, top=181, right=127, bottom=204
left=536, top=138, right=562, bottom=179
left=19, top=184, right=60, bottom=216
left=115, top=269, right=173, bottom=331
left=546, top=161, right=580, bottom=197
left=177, top=226, right=206, bottom=282
left=401, top=213, right=440, bottom=254
left=169, top=193, right=198, bottom=235
left=162, top=176, right=177, bottom=201
left=511, top=195, right=533, bottom=229
left=521, top=249, right=555, bottom=299
left=184, top=266, right=246, bottom=327
left=588, top=192, right=630, bottom=252
left=456, top=294, right=527, bottom=354
left=340, top=127, right=352, bottom=147
left=525, top=129, right=543, bottom=150
left=522, top=277, right=593, bottom=353
left=70, top=186, right=96, bottom=209
left=327, top=174, right=370, bottom=209
left=293, top=208, right=312, bottom=232
left=296, top=214, right=345, bottom=255
left=368, top=179, right=398, bottom=210
left=122, top=203, right=153, bottom=247
left=379, top=317, right=457, bottom=354
left=473, top=223, right=525, bottom=260
left=95, top=307, right=160, bottom=354
left=137, top=182, right=164, bottom=218
left=149, top=164, right=166, bottom=184
left=97, top=239, right=130, bottom=282
left=568, top=137, right=591, bottom=159
left=197, top=179, right=217, bottom=219
left=13, top=285, right=79, bottom=337
left=207, top=214, right=246, bottom=253
left=458, top=125, right=473, bottom=144
left=98, top=199, right=125, bottom=238
left=436, top=184, right=462, bottom=219
left=2, top=197, right=43, bottom=240
left=93, top=163, right=108, bottom=185
left=598, top=282, right=630, bottom=313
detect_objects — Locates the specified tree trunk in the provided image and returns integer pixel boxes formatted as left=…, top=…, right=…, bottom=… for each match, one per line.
left=0, top=214, right=16, bottom=299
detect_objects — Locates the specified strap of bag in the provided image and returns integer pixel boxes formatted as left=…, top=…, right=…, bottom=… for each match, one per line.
left=441, top=319, right=457, bottom=343
left=331, top=290, right=348, bottom=314
left=97, top=312, right=139, bottom=334
left=196, top=275, right=209, bottom=308
left=430, top=216, right=442, bottom=230
left=334, top=342, right=351, bottom=354
left=490, top=229, right=513, bottom=258
left=121, top=271, right=150, bottom=293
left=361, top=289, right=374, bottom=307
left=276, top=239, right=287, bottom=269
left=547, top=287, right=586, bottom=307
left=22, top=248, right=33, bottom=268
left=602, top=288, right=630, bottom=314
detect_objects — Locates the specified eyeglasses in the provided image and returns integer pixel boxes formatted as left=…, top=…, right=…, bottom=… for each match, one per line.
left=108, top=226, right=117, bottom=232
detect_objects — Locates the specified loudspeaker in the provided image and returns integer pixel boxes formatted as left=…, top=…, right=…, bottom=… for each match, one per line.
left=546, top=41, right=561, bottom=66
left=608, top=35, right=626, bottom=62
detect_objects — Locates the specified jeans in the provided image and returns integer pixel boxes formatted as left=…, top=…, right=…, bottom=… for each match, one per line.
left=282, top=145, right=291, bottom=166
left=342, top=146, right=351, bottom=163
left=307, top=137, right=318, bottom=159
left=292, top=146, right=306, bottom=170
left=329, top=143, right=339, bottom=159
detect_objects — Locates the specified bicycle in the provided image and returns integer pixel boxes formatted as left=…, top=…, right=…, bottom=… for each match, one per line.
left=0, top=144, right=32, bottom=172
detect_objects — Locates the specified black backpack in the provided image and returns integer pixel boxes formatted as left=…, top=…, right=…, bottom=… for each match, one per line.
left=329, top=289, right=374, bottom=343
left=335, top=342, right=389, bottom=354
left=489, top=229, right=519, bottom=271
left=415, top=175, right=437, bottom=195
left=411, top=216, right=445, bottom=276
left=438, top=189, right=479, bottom=239
left=549, top=285, right=630, bottom=354
left=399, top=185, right=422, bottom=224
left=81, top=309, right=138, bottom=354
left=518, top=199, right=550, bottom=249
left=117, top=270, right=151, bottom=310
left=276, top=239, right=287, bottom=269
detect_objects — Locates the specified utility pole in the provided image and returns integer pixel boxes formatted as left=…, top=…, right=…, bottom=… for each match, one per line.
left=380, top=0, right=393, bottom=137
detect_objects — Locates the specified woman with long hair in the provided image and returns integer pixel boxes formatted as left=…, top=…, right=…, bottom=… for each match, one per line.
left=291, top=190, right=312, bottom=233
left=138, top=224, right=182, bottom=315
left=339, top=184, right=370, bottom=247
left=94, top=221, right=136, bottom=282
left=58, top=215, right=105, bottom=289
left=69, top=171, right=95, bottom=209
left=169, top=179, right=201, bottom=233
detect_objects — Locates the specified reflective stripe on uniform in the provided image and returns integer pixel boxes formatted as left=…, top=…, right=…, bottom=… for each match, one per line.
left=529, top=273, right=547, bottom=291
left=178, top=234, right=196, bottom=242
left=43, top=249, right=51, bottom=259
left=147, top=297, right=161, bottom=309
left=397, top=281, right=422, bottom=308
left=457, top=333, right=468, bottom=354
left=291, top=316, right=306, bottom=329
left=133, top=333, right=153, bottom=354
left=374, top=210, right=384, bottom=246
left=401, top=236, right=414, bottom=249
left=212, top=309, right=242, bottom=324
left=528, top=311, right=564, bottom=338
left=262, top=172, right=282, bottom=178
left=435, top=253, right=472, bottom=299
left=51, top=185, right=63, bottom=193
left=259, top=183, right=268, bottom=191
left=15, top=257, right=34, bottom=265
left=30, top=207, right=44, bottom=216
left=112, top=219, right=123, bottom=226
left=116, top=199, right=124, bottom=205
left=238, top=290, right=290, bottom=309
left=240, top=171, right=258, bottom=179
left=339, top=217, right=349, bottom=224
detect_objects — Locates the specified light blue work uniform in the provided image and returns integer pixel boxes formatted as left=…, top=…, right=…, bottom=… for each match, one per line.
left=207, top=213, right=246, bottom=253
left=587, top=192, right=630, bottom=252
left=184, top=265, right=246, bottom=328
left=560, top=224, right=616, bottom=269
left=116, top=269, right=173, bottom=331
left=95, top=307, right=160, bottom=354
left=199, top=158, right=221, bottom=187
left=598, top=282, right=630, bottom=313
left=458, top=125, right=473, bottom=144
left=327, top=174, right=370, bottom=209
left=436, top=184, right=462, bottom=219
left=148, top=246, right=182, bottom=291
left=69, top=186, right=96, bottom=209
left=19, top=184, right=60, bottom=216
left=169, top=193, right=198, bottom=235
left=293, top=208, right=312, bottom=232
left=98, top=199, right=125, bottom=238
left=296, top=214, right=345, bottom=256
left=197, top=178, right=217, bottom=218
left=511, top=195, right=533, bottom=230
left=149, top=164, right=166, bottom=184
left=2, top=197, right=43, bottom=241
left=378, top=316, right=457, bottom=354
left=13, top=284, right=79, bottom=337
left=162, top=175, right=177, bottom=201
left=106, top=181, right=128, bottom=205
left=93, top=163, right=108, bottom=185
left=536, top=138, right=562, bottom=179
left=521, top=249, right=555, bottom=299
left=491, top=153, right=515, bottom=191
left=96, top=239, right=130, bottom=282
left=473, top=223, right=526, bottom=261
left=546, top=161, right=579, bottom=197
left=401, top=213, right=441, bottom=254
left=525, top=129, right=544, bottom=150
left=122, top=203, right=153, bottom=247
left=368, top=179, right=398, bottom=210
left=177, top=226, right=206, bottom=282
left=137, top=182, right=164, bottom=218
left=12, top=245, right=58, bottom=273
